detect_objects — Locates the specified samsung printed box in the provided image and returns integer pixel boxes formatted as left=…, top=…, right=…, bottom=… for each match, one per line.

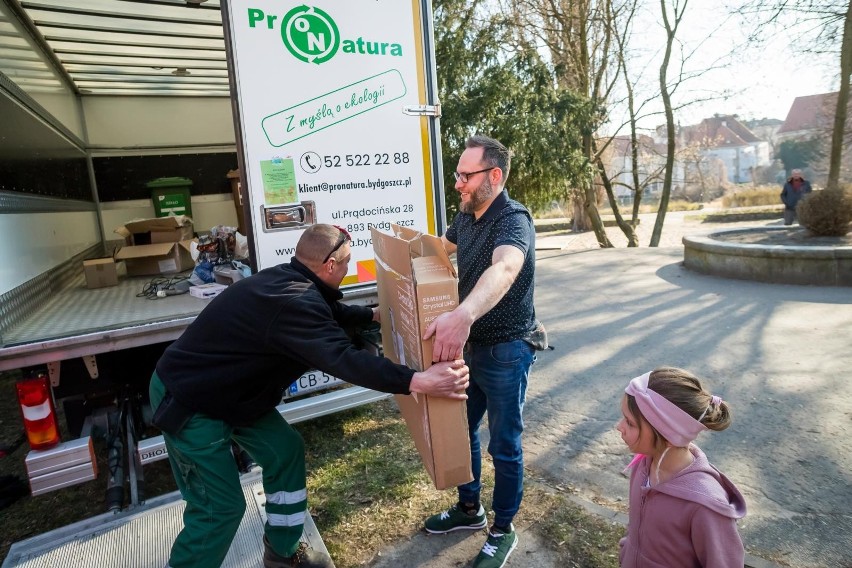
left=371, top=224, right=472, bottom=490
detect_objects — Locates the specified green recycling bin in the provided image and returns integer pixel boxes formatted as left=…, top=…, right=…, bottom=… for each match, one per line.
left=147, top=177, right=193, bottom=218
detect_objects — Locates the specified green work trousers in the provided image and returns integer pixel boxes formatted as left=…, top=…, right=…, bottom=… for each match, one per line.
left=150, top=373, right=307, bottom=568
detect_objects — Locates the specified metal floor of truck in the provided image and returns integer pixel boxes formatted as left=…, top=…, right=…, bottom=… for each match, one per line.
left=2, top=272, right=205, bottom=348
left=2, top=471, right=333, bottom=568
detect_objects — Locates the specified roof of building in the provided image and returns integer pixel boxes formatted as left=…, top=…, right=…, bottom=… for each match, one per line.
left=681, top=115, right=760, bottom=148
left=778, top=92, right=839, bottom=134
left=607, top=133, right=662, bottom=156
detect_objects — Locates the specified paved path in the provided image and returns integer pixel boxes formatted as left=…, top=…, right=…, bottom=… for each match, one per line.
left=371, top=213, right=852, bottom=568
left=528, top=248, right=851, bottom=567
left=525, top=213, right=852, bottom=567
left=370, top=212, right=851, bottom=567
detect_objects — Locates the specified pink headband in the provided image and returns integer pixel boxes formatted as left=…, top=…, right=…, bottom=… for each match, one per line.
left=624, top=372, right=708, bottom=446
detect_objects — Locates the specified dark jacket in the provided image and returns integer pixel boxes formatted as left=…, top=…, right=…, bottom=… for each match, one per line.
left=156, top=258, right=414, bottom=425
left=780, top=179, right=812, bottom=210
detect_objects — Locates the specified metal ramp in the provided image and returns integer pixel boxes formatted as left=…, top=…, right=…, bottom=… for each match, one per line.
left=2, top=471, right=334, bottom=568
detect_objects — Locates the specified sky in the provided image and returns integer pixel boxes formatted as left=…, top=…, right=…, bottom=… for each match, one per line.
left=605, top=0, right=841, bottom=134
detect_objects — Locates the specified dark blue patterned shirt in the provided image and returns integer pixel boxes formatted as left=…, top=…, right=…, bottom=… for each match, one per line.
left=446, top=189, right=536, bottom=345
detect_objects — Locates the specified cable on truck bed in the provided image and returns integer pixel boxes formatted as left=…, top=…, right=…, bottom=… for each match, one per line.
left=136, top=274, right=192, bottom=300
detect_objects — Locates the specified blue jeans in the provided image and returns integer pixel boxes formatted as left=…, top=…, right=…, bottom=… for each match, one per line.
left=458, top=340, right=535, bottom=528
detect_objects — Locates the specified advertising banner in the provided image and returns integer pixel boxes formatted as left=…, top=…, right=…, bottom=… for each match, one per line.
left=224, top=1, right=440, bottom=286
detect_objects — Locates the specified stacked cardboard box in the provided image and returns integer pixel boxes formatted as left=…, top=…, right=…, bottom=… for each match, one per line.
left=113, top=216, right=195, bottom=276
left=371, top=224, right=473, bottom=490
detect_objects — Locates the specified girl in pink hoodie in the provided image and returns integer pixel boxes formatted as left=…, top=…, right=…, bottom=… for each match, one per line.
left=617, top=367, right=746, bottom=568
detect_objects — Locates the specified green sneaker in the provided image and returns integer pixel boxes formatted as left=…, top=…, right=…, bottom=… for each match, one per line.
left=424, top=503, right=487, bottom=533
left=473, top=525, right=518, bottom=568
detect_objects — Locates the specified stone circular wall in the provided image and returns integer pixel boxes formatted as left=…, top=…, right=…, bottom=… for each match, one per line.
left=683, top=227, right=852, bottom=286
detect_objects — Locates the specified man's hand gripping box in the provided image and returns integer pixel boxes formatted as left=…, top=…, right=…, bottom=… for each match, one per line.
left=371, top=224, right=473, bottom=490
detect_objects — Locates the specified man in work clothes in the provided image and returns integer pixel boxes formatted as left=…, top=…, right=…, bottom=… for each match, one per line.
left=150, top=224, right=470, bottom=568
left=423, top=135, right=538, bottom=568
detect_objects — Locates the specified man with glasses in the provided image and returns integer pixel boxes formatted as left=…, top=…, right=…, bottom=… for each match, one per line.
left=149, top=224, right=470, bottom=568
left=423, top=135, right=538, bottom=568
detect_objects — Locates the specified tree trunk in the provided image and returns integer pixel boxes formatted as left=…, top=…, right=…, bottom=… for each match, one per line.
left=827, top=0, right=852, bottom=191
left=650, top=0, right=684, bottom=247
left=581, top=128, right=613, bottom=246
left=593, top=140, right=639, bottom=246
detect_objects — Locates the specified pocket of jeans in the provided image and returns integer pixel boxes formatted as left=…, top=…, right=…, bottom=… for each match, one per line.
left=489, top=342, right=523, bottom=365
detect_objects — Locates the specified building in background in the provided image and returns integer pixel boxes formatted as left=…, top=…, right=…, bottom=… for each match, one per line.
left=678, top=115, right=772, bottom=184
left=600, top=134, right=668, bottom=204
left=776, top=92, right=852, bottom=184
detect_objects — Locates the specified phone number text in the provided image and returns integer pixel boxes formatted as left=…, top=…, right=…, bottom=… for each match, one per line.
left=324, top=152, right=410, bottom=167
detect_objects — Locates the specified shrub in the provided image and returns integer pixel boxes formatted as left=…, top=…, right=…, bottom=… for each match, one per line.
left=797, top=186, right=852, bottom=236
left=721, top=186, right=780, bottom=208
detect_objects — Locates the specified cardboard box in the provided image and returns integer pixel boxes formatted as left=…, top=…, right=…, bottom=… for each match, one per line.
left=114, top=215, right=194, bottom=246
left=371, top=224, right=472, bottom=490
left=189, top=282, right=227, bottom=299
left=115, top=241, right=195, bottom=276
left=82, top=257, right=119, bottom=289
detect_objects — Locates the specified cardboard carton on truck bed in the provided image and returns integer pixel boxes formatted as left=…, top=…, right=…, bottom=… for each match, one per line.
left=371, top=224, right=473, bottom=490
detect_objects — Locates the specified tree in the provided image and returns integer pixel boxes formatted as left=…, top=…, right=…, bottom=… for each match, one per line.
left=506, top=0, right=644, bottom=247
left=776, top=138, right=824, bottom=174
left=738, top=0, right=851, bottom=189
left=827, top=1, right=852, bottom=190
left=649, top=0, right=688, bottom=247
left=434, top=0, right=592, bottom=220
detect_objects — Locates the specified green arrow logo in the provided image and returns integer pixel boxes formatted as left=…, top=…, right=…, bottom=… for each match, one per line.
left=281, top=5, right=339, bottom=65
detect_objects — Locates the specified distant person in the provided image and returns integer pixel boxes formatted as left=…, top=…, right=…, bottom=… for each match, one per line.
left=616, top=367, right=746, bottom=568
left=780, top=168, right=812, bottom=225
left=423, top=135, right=543, bottom=568
left=150, top=224, right=470, bottom=568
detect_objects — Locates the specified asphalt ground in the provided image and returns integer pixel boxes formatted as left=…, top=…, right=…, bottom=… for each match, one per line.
left=371, top=213, right=852, bottom=568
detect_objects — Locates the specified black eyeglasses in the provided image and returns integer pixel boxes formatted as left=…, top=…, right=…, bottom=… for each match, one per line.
left=453, top=167, right=496, bottom=183
left=322, top=225, right=351, bottom=264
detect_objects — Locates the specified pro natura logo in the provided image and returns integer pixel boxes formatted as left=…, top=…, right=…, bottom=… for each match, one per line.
left=247, top=6, right=402, bottom=65
left=281, top=5, right=339, bottom=64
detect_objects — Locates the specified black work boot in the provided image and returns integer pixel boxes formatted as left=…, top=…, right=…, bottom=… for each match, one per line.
left=263, top=535, right=334, bottom=568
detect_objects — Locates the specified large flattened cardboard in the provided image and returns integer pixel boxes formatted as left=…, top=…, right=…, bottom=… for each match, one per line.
left=371, top=224, right=472, bottom=490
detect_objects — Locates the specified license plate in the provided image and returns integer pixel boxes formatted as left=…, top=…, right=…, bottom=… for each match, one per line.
left=284, top=370, right=343, bottom=398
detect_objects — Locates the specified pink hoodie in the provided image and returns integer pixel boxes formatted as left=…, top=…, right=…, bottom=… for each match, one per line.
left=619, top=445, right=747, bottom=567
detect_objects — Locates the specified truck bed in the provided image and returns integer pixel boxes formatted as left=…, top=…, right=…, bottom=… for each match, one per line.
left=1, top=470, right=334, bottom=568
left=0, top=271, right=206, bottom=372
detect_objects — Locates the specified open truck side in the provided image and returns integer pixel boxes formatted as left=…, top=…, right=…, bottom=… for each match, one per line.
left=0, top=1, right=444, bottom=563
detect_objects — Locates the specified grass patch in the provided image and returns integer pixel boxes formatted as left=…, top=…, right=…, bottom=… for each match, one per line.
left=297, top=400, right=623, bottom=568
left=686, top=206, right=784, bottom=223
left=1, top=374, right=624, bottom=567
left=620, top=200, right=703, bottom=214
left=525, top=487, right=623, bottom=568
left=295, top=401, right=459, bottom=564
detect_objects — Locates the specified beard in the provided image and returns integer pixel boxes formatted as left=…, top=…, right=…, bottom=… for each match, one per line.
left=459, top=175, right=495, bottom=214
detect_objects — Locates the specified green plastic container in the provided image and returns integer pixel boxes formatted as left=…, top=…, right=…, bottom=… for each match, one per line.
left=147, top=177, right=193, bottom=218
